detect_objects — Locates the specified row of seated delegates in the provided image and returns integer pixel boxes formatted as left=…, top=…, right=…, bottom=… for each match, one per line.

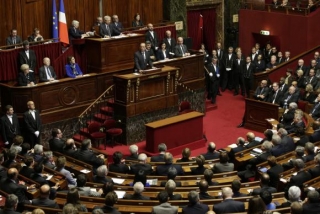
left=99, top=15, right=122, bottom=38
left=92, top=15, right=123, bottom=33
left=5, top=28, right=44, bottom=46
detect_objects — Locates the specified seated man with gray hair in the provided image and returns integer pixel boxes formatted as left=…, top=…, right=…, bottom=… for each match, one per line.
left=279, top=186, right=301, bottom=208
left=125, top=144, right=139, bottom=161
left=2, top=194, right=19, bottom=213
left=160, top=167, right=182, bottom=187
left=156, top=152, right=184, bottom=176
left=248, top=140, right=273, bottom=166
left=214, top=187, right=245, bottom=213
left=282, top=146, right=305, bottom=171
left=278, top=128, right=295, bottom=153
left=33, top=144, right=44, bottom=163
left=165, top=179, right=182, bottom=200
left=130, top=153, right=153, bottom=175
left=304, top=142, right=316, bottom=162
left=271, top=134, right=285, bottom=157
left=182, top=191, right=209, bottom=214
left=151, top=143, right=167, bottom=162
left=302, top=190, right=320, bottom=213
left=308, top=153, right=320, bottom=178
left=123, top=182, right=150, bottom=200
left=201, top=142, right=220, bottom=160
left=93, top=165, right=113, bottom=184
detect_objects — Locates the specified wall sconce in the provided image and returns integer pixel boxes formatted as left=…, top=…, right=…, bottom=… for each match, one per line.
left=260, top=30, right=270, bottom=35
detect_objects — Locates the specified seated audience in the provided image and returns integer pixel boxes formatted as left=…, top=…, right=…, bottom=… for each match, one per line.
left=281, top=86, right=299, bottom=108
left=304, top=142, right=315, bottom=162
left=176, top=147, right=192, bottom=162
left=295, top=127, right=310, bottom=147
left=266, top=156, right=283, bottom=188
left=253, top=80, right=269, bottom=101
left=260, top=190, right=276, bottom=210
left=191, top=155, right=207, bottom=175
left=305, top=68, right=318, bottom=89
left=308, top=153, right=320, bottom=178
left=123, top=182, right=150, bottom=200
left=165, top=179, right=182, bottom=200
left=156, top=152, right=184, bottom=176
left=3, top=148, right=17, bottom=168
left=296, top=69, right=305, bottom=88
left=247, top=196, right=266, bottom=214
left=251, top=173, right=277, bottom=196
left=6, top=29, right=22, bottom=45
left=245, top=132, right=260, bottom=148
left=75, top=174, right=102, bottom=197
left=248, top=140, right=273, bottom=167
left=309, top=93, right=320, bottom=120
left=281, top=102, right=297, bottom=127
left=56, top=156, right=77, bottom=186
left=93, top=191, right=121, bottom=214
left=152, top=191, right=178, bottom=214
left=31, top=184, right=59, bottom=208
left=309, top=121, right=320, bottom=143
left=63, top=138, right=77, bottom=157
left=101, top=181, right=114, bottom=198
left=278, top=128, right=295, bottom=153
left=302, top=190, right=320, bottom=213
left=132, top=13, right=144, bottom=28
left=65, top=55, right=83, bottom=78
left=93, top=165, right=113, bottom=184
left=213, top=187, right=245, bottom=213
left=63, top=204, right=79, bottom=214
left=43, top=151, right=56, bottom=169
left=33, top=144, right=44, bottom=163
left=213, top=152, right=234, bottom=173
left=198, top=180, right=215, bottom=199
left=231, top=179, right=247, bottom=197
left=261, top=129, right=273, bottom=143
left=282, top=146, right=305, bottom=171
left=39, top=57, right=57, bottom=82
left=160, top=167, right=181, bottom=187
left=1, top=194, right=20, bottom=214
left=30, top=162, right=49, bottom=186
left=266, top=55, right=278, bottom=70
left=291, top=201, right=303, bottom=214
left=109, top=151, right=130, bottom=173
left=278, top=186, right=301, bottom=208
left=48, top=128, right=64, bottom=152
left=18, top=64, right=36, bottom=86
left=125, top=144, right=139, bottom=161
left=268, top=82, right=283, bottom=105
left=204, top=169, right=219, bottom=186
left=28, top=28, right=44, bottom=42
left=130, top=153, right=153, bottom=175
left=19, top=155, right=34, bottom=178
left=66, top=187, right=88, bottom=212
left=151, top=143, right=167, bottom=162
left=182, top=191, right=209, bottom=214
left=228, top=137, right=246, bottom=162
left=284, top=159, right=312, bottom=192
left=202, top=142, right=220, bottom=160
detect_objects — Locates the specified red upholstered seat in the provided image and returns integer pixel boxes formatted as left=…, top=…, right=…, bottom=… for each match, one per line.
left=88, top=122, right=106, bottom=149
left=179, top=101, right=191, bottom=112
left=106, top=128, right=122, bottom=136
left=103, top=119, right=123, bottom=147
left=298, top=100, right=307, bottom=112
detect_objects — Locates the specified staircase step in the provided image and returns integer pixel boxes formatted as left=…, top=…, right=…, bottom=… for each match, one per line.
left=100, top=106, right=114, bottom=116
left=94, top=113, right=111, bottom=122
left=86, top=120, right=102, bottom=127
left=107, top=99, right=114, bottom=107
left=73, top=134, right=87, bottom=142
left=80, top=127, right=89, bottom=135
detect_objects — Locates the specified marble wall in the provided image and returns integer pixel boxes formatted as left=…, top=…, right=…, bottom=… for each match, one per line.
left=163, top=0, right=187, bottom=37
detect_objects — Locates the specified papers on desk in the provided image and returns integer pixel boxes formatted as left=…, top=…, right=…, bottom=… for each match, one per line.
left=255, top=137, right=263, bottom=142
left=111, top=178, right=125, bottom=184
left=147, top=179, right=158, bottom=186
left=253, top=148, right=262, bottom=154
left=266, top=118, right=275, bottom=121
left=228, top=144, right=238, bottom=148
left=90, top=188, right=97, bottom=192
left=80, top=169, right=91, bottom=174
left=315, top=146, right=319, bottom=153
left=308, top=187, right=315, bottom=191
left=133, top=73, right=141, bottom=75
left=115, top=190, right=126, bottom=199
left=46, top=175, right=53, bottom=180
left=292, top=172, right=297, bottom=176
left=83, top=74, right=90, bottom=77
left=280, top=178, right=287, bottom=183
left=247, top=189, right=253, bottom=193
left=293, top=137, right=300, bottom=141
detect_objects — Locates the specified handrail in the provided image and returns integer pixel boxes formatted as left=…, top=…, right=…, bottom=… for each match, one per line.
left=0, top=38, right=60, bottom=50
left=78, top=84, right=114, bottom=119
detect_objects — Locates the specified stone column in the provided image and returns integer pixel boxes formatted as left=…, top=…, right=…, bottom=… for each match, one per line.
left=163, top=0, right=187, bottom=37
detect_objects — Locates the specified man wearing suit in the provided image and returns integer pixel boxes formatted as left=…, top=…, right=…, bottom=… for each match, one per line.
left=134, top=42, right=154, bottom=72
left=111, top=15, right=123, bottom=32
left=162, top=30, right=176, bottom=53
left=123, top=182, right=150, bottom=200
left=310, top=94, right=320, bottom=120
left=160, top=167, right=182, bottom=187
left=145, top=23, right=159, bottom=51
left=76, top=174, right=102, bottom=197
left=48, top=128, right=65, bottom=152
left=253, top=80, right=269, bottom=101
left=248, top=141, right=273, bottom=167
left=268, top=82, right=284, bottom=105
left=279, top=77, right=289, bottom=94
left=245, top=132, right=260, bottom=149
left=151, top=143, right=167, bottom=162
left=125, top=144, right=139, bottom=161
left=266, top=55, right=278, bottom=70
left=231, top=180, right=247, bottom=198
left=0, top=194, right=21, bottom=214
left=308, top=60, right=320, bottom=78
left=92, top=192, right=121, bottom=214
left=251, top=173, right=277, bottom=196
left=266, top=156, right=284, bottom=188
left=201, top=142, right=220, bottom=160
left=108, top=151, right=130, bottom=174
left=93, top=165, right=113, bottom=184
left=205, top=57, right=220, bottom=104
left=308, top=154, right=320, bottom=178
left=68, top=20, right=88, bottom=39
left=198, top=180, right=215, bottom=199
left=285, top=159, right=312, bottom=193
left=152, top=191, right=178, bottom=214
left=302, top=190, right=320, bottom=214
left=0, top=105, right=21, bottom=147
left=213, top=152, right=234, bottom=173
left=99, top=15, right=121, bottom=38
left=130, top=153, right=153, bottom=175
left=243, top=56, right=256, bottom=98
left=6, top=29, right=22, bottom=46
left=278, top=128, right=295, bottom=153
left=281, top=86, right=299, bottom=108
left=296, top=59, right=308, bottom=76
left=270, top=134, right=285, bottom=157
left=221, top=47, right=235, bottom=91
left=23, top=101, right=41, bottom=147
left=213, top=187, right=245, bottom=213
left=233, top=52, right=245, bottom=96
left=228, top=137, right=246, bottom=162
left=18, top=41, right=37, bottom=72
left=39, top=57, right=57, bottom=82
left=182, top=191, right=209, bottom=214
left=156, top=153, right=184, bottom=176
left=174, top=37, right=189, bottom=57
left=146, top=41, right=156, bottom=61
left=305, top=68, right=318, bottom=89
left=250, top=47, right=258, bottom=63
left=31, top=184, right=59, bottom=208
left=277, top=51, right=285, bottom=64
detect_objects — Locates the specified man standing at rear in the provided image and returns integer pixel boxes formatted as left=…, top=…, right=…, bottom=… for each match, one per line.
left=0, top=105, right=21, bottom=147
left=23, top=101, right=42, bottom=147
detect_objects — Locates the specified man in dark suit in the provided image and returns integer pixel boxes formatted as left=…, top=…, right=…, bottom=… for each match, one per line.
left=245, top=132, right=260, bottom=149
left=228, top=137, right=246, bottom=162
left=251, top=173, right=277, bottom=196
left=243, top=56, right=256, bottom=98
left=308, top=154, right=320, bottom=178
left=152, top=191, right=178, bottom=214
left=19, top=156, right=34, bottom=178
left=302, top=190, right=320, bottom=214
left=0, top=154, right=8, bottom=181
left=0, top=194, right=21, bottom=214
left=160, top=167, right=182, bottom=187
left=198, top=180, right=215, bottom=199
left=221, top=47, right=236, bottom=91
left=277, top=51, right=285, bottom=64
left=281, top=86, right=299, bottom=108
left=266, top=156, right=284, bottom=188
left=76, top=174, right=102, bottom=197
left=231, top=179, right=247, bottom=198
left=108, top=151, right=130, bottom=174
left=216, top=42, right=224, bottom=62
left=18, top=41, right=37, bottom=72
left=134, top=42, right=154, bottom=72
left=151, top=143, right=167, bottom=162
left=145, top=23, right=159, bottom=51
left=92, top=192, right=121, bottom=214
left=253, top=79, right=269, bottom=101
left=48, top=128, right=65, bottom=152
left=0, top=105, right=21, bottom=147
left=278, top=128, right=295, bottom=153
left=68, top=20, right=88, bottom=39
left=162, top=30, right=176, bottom=53
left=201, top=142, right=220, bottom=160
left=268, top=82, right=284, bottom=105
left=123, top=182, right=150, bottom=200
left=130, top=153, right=153, bottom=175
left=205, top=57, right=220, bottom=104
left=309, top=94, right=320, bottom=120
left=23, top=101, right=41, bottom=147
left=305, top=68, right=318, bottom=89
left=99, top=15, right=121, bottom=38
left=250, top=47, right=258, bottom=63
left=63, top=138, right=78, bottom=157
left=174, top=37, right=189, bottom=57
left=39, top=57, right=57, bottom=82
left=266, top=55, right=278, bottom=70
left=285, top=159, right=312, bottom=192
left=213, top=187, right=245, bottom=213
left=296, top=59, right=308, bottom=76
left=248, top=141, right=272, bottom=166
left=145, top=41, right=156, bottom=61
left=93, top=165, right=113, bottom=184
left=125, top=144, right=139, bottom=161
left=270, top=134, right=285, bottom=157
left=232, top=52, right=245, bottom=96
left=156, top=152, right=184, bottom=176
left=279, top=77, right=289, bottom=94
left=6, top=29, right=22, bottom=46
left=182, top=191, right=209, bottom=214
left=74, top=139, right=105, bottom=173
left=111, top=15, right=123, bottom=32
left=31, top=184, right=59, bottom=208
left=17, top=64, right=36, bottom=86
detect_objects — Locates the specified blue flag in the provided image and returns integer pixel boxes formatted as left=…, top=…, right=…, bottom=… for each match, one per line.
left=52, top=0, right=58, bottom=41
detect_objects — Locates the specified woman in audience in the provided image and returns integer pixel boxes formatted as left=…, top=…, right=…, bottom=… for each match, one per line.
left=66, top=188, right=88, bottom=212
left=255, top=54, right=266, bottom=73
left=28, top=28, right=44, bottom=42
left=132, top=13, right=144, bottom=28
left=212, top=152, right=234, bottom=173
left=109, top=151, right=130, bottom=174
left=18, top=64, right=36, bottom=86
left=247, top=196, right=266, bottom=214
left=296, top=69, right=305, bottom=88
left=176, top=148, right=192, bottom=162
left=10, top=135, right=23, bottom=154
left=157, top=42, right=170, bottom=60
left=191, top=155, right=207, bottom=175
left=101, top=181, right=114, bottom=198
left=301, top=83, right=316, bottom=104
left=65, top=56, right=83, bottom=78
left=260, top=190, right=276, bottom=210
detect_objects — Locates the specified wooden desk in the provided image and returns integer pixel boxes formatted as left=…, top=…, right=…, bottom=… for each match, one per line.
left=145, top=111, right=204, bottom=153
left=85, top=34, right=145, bottom=73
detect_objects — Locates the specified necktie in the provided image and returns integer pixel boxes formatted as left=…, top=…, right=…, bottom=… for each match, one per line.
left=13, top=38, right=16, bottom=44
left=272, top=91, right=278, bottom=104
left=143, top=52, right=146, bottom=62
left=260, top=88, right=264, bottom=95
left=180, top=45, right=184, bottom=55
left=312, top=103, right=320, bottom=113
left=215, top=65, right=219, bottom=75
left=163, top=50, right=166, bottom=59
left=168, top=39, right=171, bottom=45
left=46, top=67, right=52, bottom=78
left=106, top=25, right=111, bottom=36
left=310, top=77, right=313, bottom=83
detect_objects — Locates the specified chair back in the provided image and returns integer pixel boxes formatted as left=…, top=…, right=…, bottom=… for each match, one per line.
left=88, top=122, right=101, bottom=133
left=103, top=119, right=116, bottom=129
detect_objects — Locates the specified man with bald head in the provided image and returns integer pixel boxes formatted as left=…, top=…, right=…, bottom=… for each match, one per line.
left=281, top=86, right=299, bottom=108
left=251, top=173, right=277, bottom=195
left=174, top=37, right=190, bottom=57
left=228, top=137, right=246, bottom=162
left=63, top=138, right=77, bottom=156
left=39, top=57, right=57, bottom=82
left=134, top=42, right=154, bottom=72
left=31, top=184, right=59, bottom=208
left=145, top=23, right=159, bottom=51
left=296, top=59, right=308, bottom=76
left=245, top=132, right=260, bottom=148
left=199, top=180, right=215, bottom=199
left=23, top=101, right=42, bottom=147
left=130, top=153, right=153, bottom=175
left=213, top=187, right=245, bottom=213
left=202, top=142, right=220, bottom=160
left=162, top=30, right=176, bottom=53
left=99, top=15, right=120, bottom=38
left=253, top=80, right=269, bottom=101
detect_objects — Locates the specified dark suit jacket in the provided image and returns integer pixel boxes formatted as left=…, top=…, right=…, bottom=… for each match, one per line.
left=301, top=92, right=316, bottom=104
left=255, top=60, right=266, bottom=72
left=73, top=149, right=104, bottom=169
left=0, top=114, right=21, bottom=143
left=281, top=135, right=295, bottom=153
left=228, top=145, right=246, bottom=162
left=308, top=165, right=320, bottom=178
left=199, top=192, right=215, bottom=199
left=0, top=208, right=21, bottom=214
left=271, top=144, right=286, bottom=157
left=130, top=163, right=153, bottom=175
left=39, top=66, right=57, bottom=82
left=305, top=76, right=318, bottom=88
left=23, top=109, right=41, bottom=134
left=109, top=163, right=130, bottom=174
left=134, top=51, right=153, bottom=71
left=150, top=154, right=165, bottom=162
left=123, top=193, right=150, bottom=200
left=6, top=36, right=22, bottom=45
left=253, top=86, right=269, bottom=101
left=17, top=72, right=36, bottom=86
left=302, top=203, right=320, bottom=214
left=0, top=166, right=7, bottom=181
left=93, top=175, right=113, bottom=184
left=251, top=185, right=277, bottom=196
left=31, top=198, right=59, bottom=208
left=162, top=38, right=176, bottom=53
left=19, top=166, right=34, bottom=178
left=18, top=50, right=37, bottom=71
left=286, top=171, right=312, bottom=189
left=156, top=163, right=184, bottom=176
left=281, top=92, right=299, bottom=107
left=157, top=49, right=170, bottom=60
left=93, top=205, right=121, bottom=214
left=68, top=27, right=84, bottom=39
left=0, top=178, right=28, bottom=204
left=111, top=22, right=124, bottom=32
left=145, top=31, right=159, bottom=49
left=99, top=23, right=120, bottom=37
left=268, top=90, right=284, bottom=105
left=279, top=83, right=289, bottom=94
left=174, top=44, right=188, bottom=57
left=245, top=140, right=261, bottom=149
left=267, top=164, right=283, bottom=188
left=202, top=151, right=220, bottom=160
left=49, top=138, right=65, bottom=152
left=125, top=154, right=138, bottom=161
left=30, top=173, right=49, bottom=186
left=243, top=62, right=255, bottom=79
left=182, top=203, right=209, bottom=214
left=191, top=166, right=207, bottom=175
left=213, top=199, right=245, bottom=214
left=249, top=151, right=272, bottom=166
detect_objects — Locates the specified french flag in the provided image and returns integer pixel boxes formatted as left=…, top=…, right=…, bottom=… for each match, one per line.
left=59, top=0, right=69, bottom=44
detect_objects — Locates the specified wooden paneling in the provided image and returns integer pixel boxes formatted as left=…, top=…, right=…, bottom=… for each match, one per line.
left=0, top=0, right=163, bottom=46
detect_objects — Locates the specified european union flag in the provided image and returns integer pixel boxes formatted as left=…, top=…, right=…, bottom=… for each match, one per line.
left=52, top=0, right=58, bottom=41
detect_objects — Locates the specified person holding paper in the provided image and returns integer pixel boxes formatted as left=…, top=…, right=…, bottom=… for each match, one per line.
left=99, top=15, right=120, bottom=38
left=23, top=101, right=42, bottom=148
left=18, top=40, right=37, bottom=72
left=39, top=57, right=57, bottom=82
left=134, top=43, right=154, bottom=73
left=18, top=64, right=36, bottom=86
left=65, top=56, right=83, bottom=78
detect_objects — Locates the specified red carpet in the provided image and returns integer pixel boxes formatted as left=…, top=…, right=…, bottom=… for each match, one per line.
left=98, top=90, right=264, bottom=160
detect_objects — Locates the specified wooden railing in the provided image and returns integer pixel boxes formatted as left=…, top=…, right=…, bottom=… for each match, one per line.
left=0, top=38, right=59, bottom=50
